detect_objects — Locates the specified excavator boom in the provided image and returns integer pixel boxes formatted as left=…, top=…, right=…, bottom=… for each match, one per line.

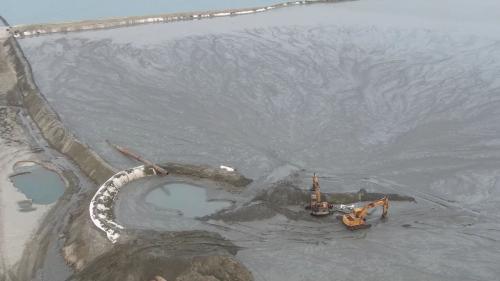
left=341, top=197, right=389, bottom=230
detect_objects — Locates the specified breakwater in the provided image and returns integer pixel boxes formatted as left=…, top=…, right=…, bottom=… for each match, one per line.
left=90, top=163, right=252, bottom=243
left=10, top=0, right=352, bottom=38
left=89, top=165, right=154, bottom=243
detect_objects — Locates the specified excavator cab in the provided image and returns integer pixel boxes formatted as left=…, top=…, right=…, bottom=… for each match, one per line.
left=309, top=174, right=332, bottom=216
left=342, top=196, right=389, bottom=230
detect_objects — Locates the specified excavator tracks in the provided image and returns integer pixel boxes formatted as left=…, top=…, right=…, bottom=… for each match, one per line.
left=346, top=224, right=371, bottom=231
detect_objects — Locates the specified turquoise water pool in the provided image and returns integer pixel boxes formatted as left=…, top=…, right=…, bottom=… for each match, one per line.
left=10, top=164, right=65, bottom=205
left=2, top=0, right=282, bottom=25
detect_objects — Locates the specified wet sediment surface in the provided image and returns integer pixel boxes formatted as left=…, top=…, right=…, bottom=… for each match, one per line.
left=18, top=0, right=500, bottom=280
left=145, top=183, right=232, bottom=218
left=115, top=175, right=239, bottom=233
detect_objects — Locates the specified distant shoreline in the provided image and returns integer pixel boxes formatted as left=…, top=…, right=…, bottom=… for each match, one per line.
left=9, top=0, right=353, bottom=38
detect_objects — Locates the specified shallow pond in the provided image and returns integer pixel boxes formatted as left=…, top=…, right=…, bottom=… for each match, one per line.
left=10, top=164, right=65, bottom=205
left=145, top=183, right=231, bottom=217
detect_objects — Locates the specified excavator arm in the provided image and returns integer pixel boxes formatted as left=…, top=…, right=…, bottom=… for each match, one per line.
left=342, top=197, right=389, bottom=230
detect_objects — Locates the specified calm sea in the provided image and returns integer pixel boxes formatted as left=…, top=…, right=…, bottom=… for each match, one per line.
left=2, top=0, right=282, bottom=25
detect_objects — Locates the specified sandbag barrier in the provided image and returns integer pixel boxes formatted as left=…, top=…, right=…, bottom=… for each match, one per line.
left=89, top=165, right=156, bottom=243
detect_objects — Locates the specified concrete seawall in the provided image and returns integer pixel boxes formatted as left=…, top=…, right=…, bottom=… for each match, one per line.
left=3, top=36, right=116, bottom=184
left=10, top=0, right=353, bottom=38
left=89, top=165, right=153, bottom=243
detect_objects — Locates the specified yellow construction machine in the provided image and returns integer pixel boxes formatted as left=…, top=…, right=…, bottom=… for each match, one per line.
left=341, top=196, right=389, bottom=230
left=308, top=173, right=332, bottom=216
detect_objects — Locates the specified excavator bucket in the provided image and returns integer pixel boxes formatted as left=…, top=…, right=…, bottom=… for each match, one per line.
left=341, top=213, right=368, bottom=230
left=341, top=197, right=389, bottom=230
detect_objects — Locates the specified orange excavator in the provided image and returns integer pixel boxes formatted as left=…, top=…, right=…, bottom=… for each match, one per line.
left=341, top=196, right=389, bottom=230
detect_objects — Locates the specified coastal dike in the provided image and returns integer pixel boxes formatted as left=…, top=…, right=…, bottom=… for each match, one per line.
left=10, top=0, right=353, bottom=37
left=2, top=35, right=116, bottom=184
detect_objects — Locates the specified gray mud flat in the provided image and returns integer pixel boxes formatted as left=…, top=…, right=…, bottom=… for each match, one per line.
left=67, top=230, right=252, bottom=281
left=19, top=0, right=500, bottom=280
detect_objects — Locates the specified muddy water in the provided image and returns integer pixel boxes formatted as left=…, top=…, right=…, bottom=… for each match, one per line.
left=145, top=183, right=231, bottom=217
left=114, top=176, right=236, bottom=232
left=19, top=0, right=500, bottom=280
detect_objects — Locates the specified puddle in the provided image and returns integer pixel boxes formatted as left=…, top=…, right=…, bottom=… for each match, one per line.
left=10, top=164, right=65, bottom=205
left=145, top=183, right=231, bottom=218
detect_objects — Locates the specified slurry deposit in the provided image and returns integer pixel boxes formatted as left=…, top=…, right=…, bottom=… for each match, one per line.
left=19, top=0, right=500, bottom=280
left=145, top=183, right=232, bottom=217
left=91, top=163, right=250, bottom=243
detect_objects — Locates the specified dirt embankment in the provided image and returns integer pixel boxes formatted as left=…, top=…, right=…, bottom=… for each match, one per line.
left=59, top=164, right=254, bottom=281
left=4, top=26, right=255, bottom=280
left=3, top=36, right=115, bottom=185
left=2, top=27, right=80, bottom=280
left=159, top=163, right=252, bottom=188
left=68, top=230, right=252, bottom=281
left=12, top=161, right=255, bottom=280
